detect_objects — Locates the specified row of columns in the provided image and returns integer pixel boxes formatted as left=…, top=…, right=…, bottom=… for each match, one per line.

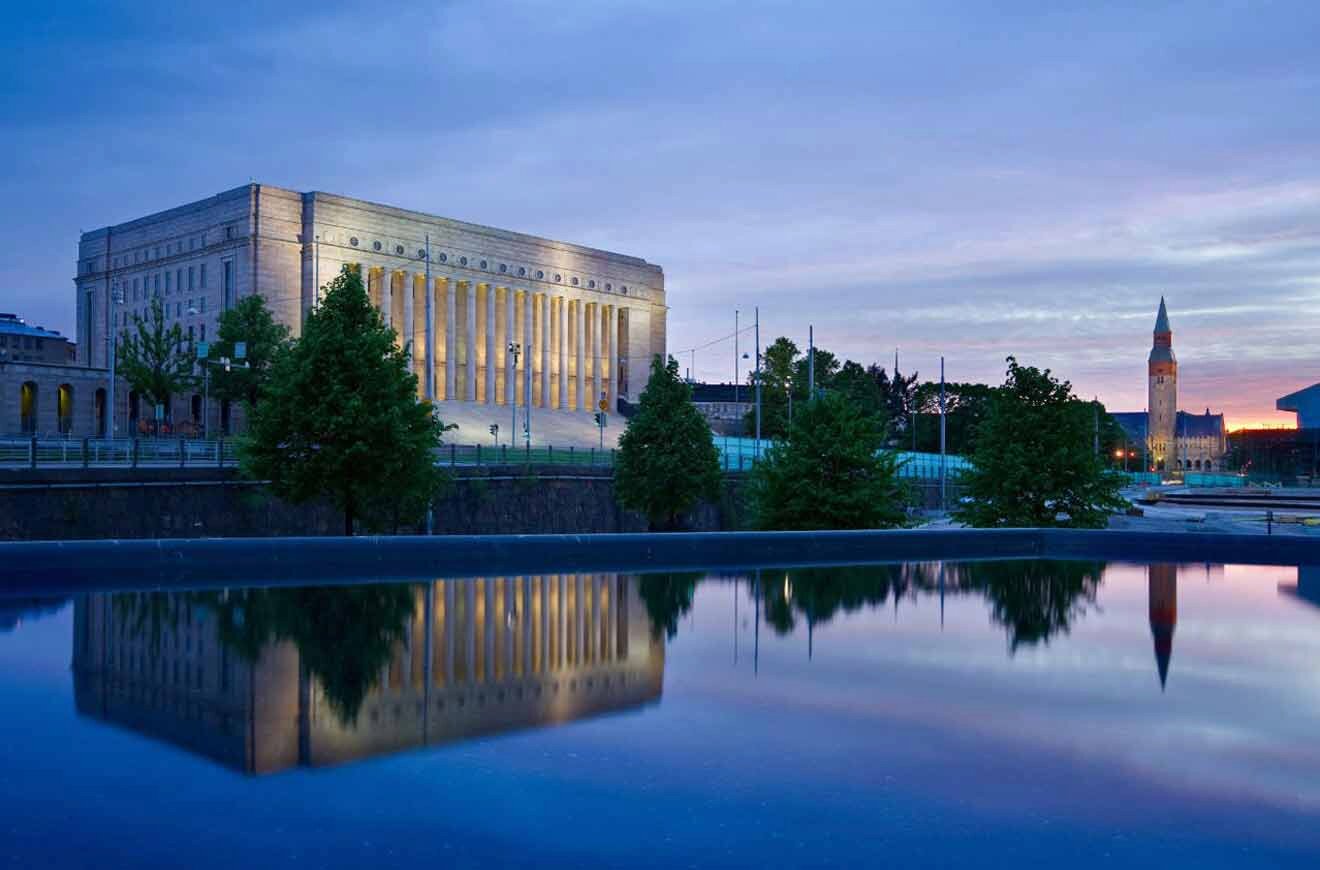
left=375, top=576, right=629, bottom=692
left=359, top=264, right=621, bottom=411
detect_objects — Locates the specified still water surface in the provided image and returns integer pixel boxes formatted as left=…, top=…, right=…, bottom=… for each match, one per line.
left=2, top=560, right=1319, bottom=867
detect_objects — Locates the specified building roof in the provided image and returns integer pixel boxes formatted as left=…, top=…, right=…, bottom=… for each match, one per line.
left=1277, top=383, right=1320, bottom=412
left=1154, top=296, right=1171, bottom=333
left=0, top=313, right=67, bottom=341
left=1110, top=409, right=1225, bottom=440
left=690, top=382, right=749, bottom=404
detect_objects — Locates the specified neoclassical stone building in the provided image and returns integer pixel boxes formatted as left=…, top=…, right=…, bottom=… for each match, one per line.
left=66, top=183, right=666, bottom=439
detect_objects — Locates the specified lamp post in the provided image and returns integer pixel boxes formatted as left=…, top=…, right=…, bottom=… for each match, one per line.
left=754, top=306, right=761, bottom=457
left=507, top=341, right=521, bottom=446
left=108, top=283, right=124, bottom=438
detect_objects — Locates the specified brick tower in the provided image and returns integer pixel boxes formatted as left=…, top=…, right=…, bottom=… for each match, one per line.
left=1147, top=297, right=1177, bottom=470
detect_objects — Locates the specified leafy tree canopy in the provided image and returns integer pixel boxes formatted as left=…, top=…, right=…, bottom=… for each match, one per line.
left=953, top=357, right=1127, bottom=529
left=209, top=294, right=291, bottom=410
left=749, top=390, right=908, bottom=530
left=116, top=297, right=196, bottom=429
left=615, top=355, right=723, bottom=530
left=242, top=265, right=449, bottom=534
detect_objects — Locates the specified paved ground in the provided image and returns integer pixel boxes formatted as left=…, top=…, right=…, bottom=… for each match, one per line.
left=916, top=486, right=1320, bottom=537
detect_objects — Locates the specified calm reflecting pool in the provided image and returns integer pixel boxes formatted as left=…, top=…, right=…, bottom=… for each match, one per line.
left=3, top=561, right=1320, bottom=867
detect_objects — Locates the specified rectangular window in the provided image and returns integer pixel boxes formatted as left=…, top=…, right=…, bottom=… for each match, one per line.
left=222, top=260, right=234, bottom=310
left=190, top=238, right=195, bottom=251
left=200, top=323, right=206, bottom=342
left=199, top=296, right=206, bottom=314
left=187, top=325, right=194, bottom=341
left=154, top=246, right=160, bottom=259
left=133, top=277, right=140, bottom=297
left=153, top=274, right=160, bottom=296
left=176, top=268, right=183, bottom=291
left=165, top=271, right=171, bottom=294
left=188, top=266, right=195, bottom=290
left=200, top=263, right=207, bottom=288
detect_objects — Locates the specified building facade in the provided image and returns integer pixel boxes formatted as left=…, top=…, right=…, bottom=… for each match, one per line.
left=1112, top=299, right=1227, bottom=472
left=73, top=575, right=664, bottom=774
left=69, top=184, right=666, bottom=439
left=0, top=313, right=76, bottom=364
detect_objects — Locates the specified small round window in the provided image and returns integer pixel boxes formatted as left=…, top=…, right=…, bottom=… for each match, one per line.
left=553, top=274, right=562, bottom=283
left=499, top=263, right=507, bottom=273
left=460, top=256, right=468, bottom=266
left=571, top=277, right=579, bottom=286
left=480, top=259, right=488, bottom=269
left=518, top=267, right=526, bottom=277
left=350, top=237, right=359, bottom=247
left=394, top=245, right=404, bottom=255
left=605, top=283, right=612, bottom=291
left=373, top=241, right=382, bottom=251
left=588, top=280, right=596, bottom=289
left=439, top=253, right=448, bottom=263
left=418, top=248, right=426, bottom=258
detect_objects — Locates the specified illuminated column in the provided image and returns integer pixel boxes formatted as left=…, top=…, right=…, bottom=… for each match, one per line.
left=523, top=290, right=534, bottom=413
left=594, top=302, right=604, bottom=411
left=505, top=288, right=516, bottom=405
left=540, top=294, right=551, bottom=408
left=558, top=574, right=568, bottom=669
left=465, top=281, right=477, bottom=401
left=607, top=305, right=618, bottom=411
left=443, top=581, right=455, bottom=685
left=575, top=300, right=586, bottom=411
left=540, top=575, right=551, bottom=673
left=445, top=279, right=456, bottom=401
left=485, top=284, right=496, bottom=405
left=557, top=298, right=568, bottom=409
left=424, top=276, right=436, bottom=401
left=464, top=579, right=477, bottom=683
left=403, top=271, right=415, bottom=375
left=484, top=578, right=496, bottom=681
left=381, top=270, right=393, bottom=330
left=574, top=574, right=585, bottom=665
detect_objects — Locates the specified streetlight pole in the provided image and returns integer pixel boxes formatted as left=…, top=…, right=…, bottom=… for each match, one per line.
left=424, top=234, right=434, bottom=401
left=940, top=356, right=947, bottom=512
left=808, top=324, right=815, bottom=401
left=734, top=309, right=739, bottom=406
left=108, top=283, right=123, bottom=438
left=508, top=341, right=520, bottom=446
left=754, top=307, right=761, bottom=457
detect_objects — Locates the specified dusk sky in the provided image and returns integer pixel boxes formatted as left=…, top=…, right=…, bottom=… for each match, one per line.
left=3, top=1, right=1317, bottom=428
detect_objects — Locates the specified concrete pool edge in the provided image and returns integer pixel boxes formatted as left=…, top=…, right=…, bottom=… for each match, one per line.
left=0, top=528, right=1312, bottom=597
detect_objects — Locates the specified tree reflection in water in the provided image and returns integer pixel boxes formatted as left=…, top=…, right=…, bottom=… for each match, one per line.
left=642, top=560, right=1106, bottom=652
left=115, top=585, right=415, bottom=724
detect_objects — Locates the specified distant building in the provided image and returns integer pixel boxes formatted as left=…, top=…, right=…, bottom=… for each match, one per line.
left=1148, top=564, right=1177, bottom=690
left=690, top=382, right=752, bottom=434
left=1276, top=383, right=1320, bottom=430
left=1112, top=299, right=1227, bottom=472
left=0, top=313, right=75, bottom=364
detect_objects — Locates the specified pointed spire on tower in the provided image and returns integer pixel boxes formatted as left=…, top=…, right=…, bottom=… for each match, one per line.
left=1154, top=296, right=1171, bottom=334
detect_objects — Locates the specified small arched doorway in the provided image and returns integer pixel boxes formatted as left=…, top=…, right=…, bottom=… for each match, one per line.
left=20, top=381, right=38, bottom=434
left=57, top=384, right=74, bottom=435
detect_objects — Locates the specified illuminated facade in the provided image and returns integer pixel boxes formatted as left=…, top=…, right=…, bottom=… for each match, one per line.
left=72, top=576, right=664, bottom=774
left=72, top=184, right=667, bottom=439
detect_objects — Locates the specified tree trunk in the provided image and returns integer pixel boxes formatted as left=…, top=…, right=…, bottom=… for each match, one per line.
left=344, top=492, right=355, bottom=536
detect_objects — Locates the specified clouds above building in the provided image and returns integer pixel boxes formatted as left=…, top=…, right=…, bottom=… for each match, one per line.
left=3, top=0, right=1317, bottom=427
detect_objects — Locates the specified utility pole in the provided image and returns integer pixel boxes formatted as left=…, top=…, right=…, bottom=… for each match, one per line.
left=754, top=307, right=761, bottom=457
left=734, top=310, right=739, bottom=406
left=108, top=283, right=122, bottom=437
left=808, top=324, right=815, bottom=400
left=940, top=356, right=946, bottom=512
left=1093, top=397, right=1099, bottom=458
left=1142, top=408, right=1148, bottom=474
left=507, top=342, right=520, bottom=445
left=524, top=324, right=533, bottom=447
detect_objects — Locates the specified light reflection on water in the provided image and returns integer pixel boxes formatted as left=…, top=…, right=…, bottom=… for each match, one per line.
left=2, top=560, right=1320, bottom=867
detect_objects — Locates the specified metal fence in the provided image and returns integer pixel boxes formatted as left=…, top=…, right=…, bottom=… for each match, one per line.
left=3, top=435, right=967, bottom=481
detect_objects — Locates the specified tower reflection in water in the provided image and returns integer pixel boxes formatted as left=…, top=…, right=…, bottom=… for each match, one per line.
left=72, top=576, right=664, bottom=775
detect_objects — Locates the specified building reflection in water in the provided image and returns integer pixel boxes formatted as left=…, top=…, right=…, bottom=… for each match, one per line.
left=1148, top=565, right=1177, bottom=690
left=72, top=576, right=664, bottom=775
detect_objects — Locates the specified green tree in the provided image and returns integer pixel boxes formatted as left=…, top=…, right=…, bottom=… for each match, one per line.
left=615, top=355, right=723, bottom=530
left=749, top=391, right=908, bottom=530
left=116, top=297, right=196, bottom=434
left=954, top=357, right=1127, bottom=529
left=242, top=264, right=449, bottom=535
left=957, top=559, right=1105, bottom=652
left=209, top=294, right=291, bottom=411
left=743, top=336, right=799, bottom=438
left=832, top=359, right=883, bottom=418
